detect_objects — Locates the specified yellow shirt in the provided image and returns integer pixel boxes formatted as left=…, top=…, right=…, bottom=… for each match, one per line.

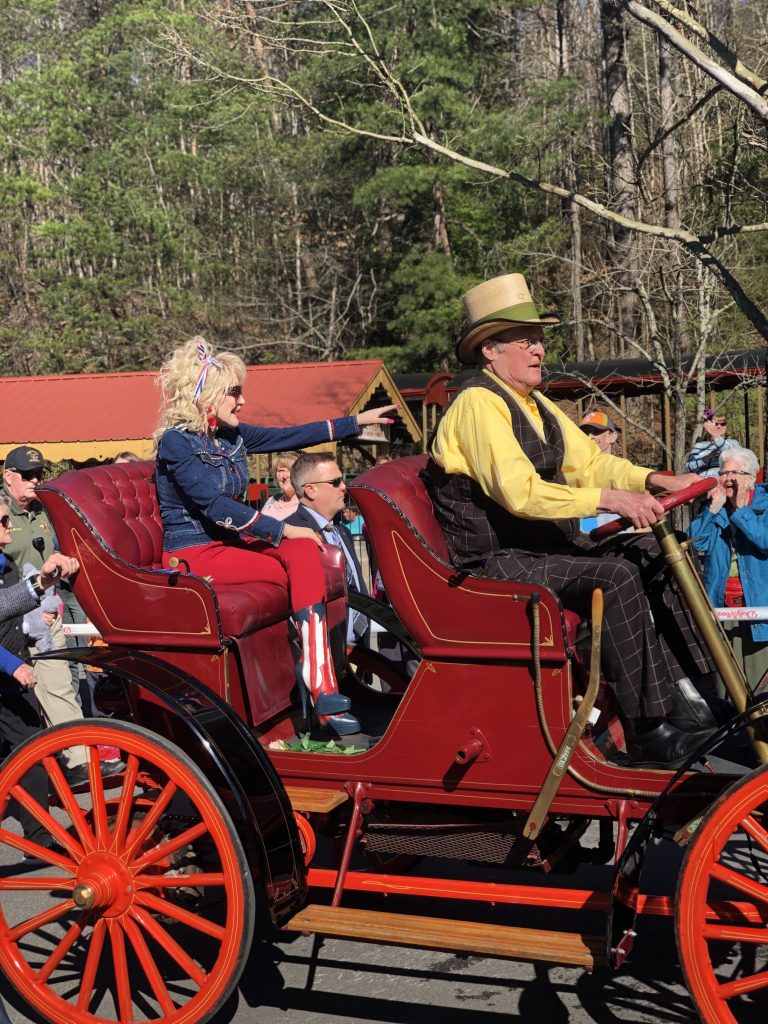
left=431, top=370, right=652, bottom=520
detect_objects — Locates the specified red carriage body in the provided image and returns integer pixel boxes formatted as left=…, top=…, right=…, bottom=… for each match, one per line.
left=0, top=456, right=762, bottom=1024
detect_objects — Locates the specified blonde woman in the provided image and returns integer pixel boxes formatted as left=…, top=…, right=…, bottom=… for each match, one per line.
left=155, top=337, right=397, bottom=738
left=261, top=451, right=301, bottom=521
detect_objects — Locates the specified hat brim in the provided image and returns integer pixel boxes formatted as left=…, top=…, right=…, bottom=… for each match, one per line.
left=580, top=423, right=619, bottom=435
left=455, top=313, right=560, bottom=365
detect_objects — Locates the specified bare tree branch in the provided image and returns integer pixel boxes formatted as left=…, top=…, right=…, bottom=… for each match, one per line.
left=620, top=0, right=768, bottom=123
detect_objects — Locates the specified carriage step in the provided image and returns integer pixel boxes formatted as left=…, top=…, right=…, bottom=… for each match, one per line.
left=285, top=787, right=348, bottom=813
left=285, top=904, right=605, bottom=968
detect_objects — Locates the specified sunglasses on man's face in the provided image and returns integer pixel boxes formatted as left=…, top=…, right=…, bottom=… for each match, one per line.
left=713, top=419, right=727, bottom=427
left=306, top=476, right=344, bottom=488
left=15, top=468, right=44, bottom=481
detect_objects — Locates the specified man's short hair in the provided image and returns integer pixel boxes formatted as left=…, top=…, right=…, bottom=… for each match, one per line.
left=291, top=452, right=337, bottom=498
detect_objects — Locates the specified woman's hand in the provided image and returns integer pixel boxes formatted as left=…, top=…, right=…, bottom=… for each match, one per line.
left=13, top=664, right=35, bottom=690
left=39, top=552, right=79, bottom=589
left=282, top=524, right=325, bottom=550
left=357, top=405, right=400, bottom=428
left=733, top=474, right=753, bottom=509
left=709, top=482, right=727, bottom=513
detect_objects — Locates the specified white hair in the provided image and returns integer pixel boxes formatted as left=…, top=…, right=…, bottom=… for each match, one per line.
left=720, top=446, right=760, bottom=476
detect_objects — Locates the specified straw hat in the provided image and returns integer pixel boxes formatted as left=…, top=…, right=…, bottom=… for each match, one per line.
left=456, top=273, right=559, bottom=365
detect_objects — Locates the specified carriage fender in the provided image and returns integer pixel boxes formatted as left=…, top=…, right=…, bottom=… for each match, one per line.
left=32, top=646, right=307, bottom=927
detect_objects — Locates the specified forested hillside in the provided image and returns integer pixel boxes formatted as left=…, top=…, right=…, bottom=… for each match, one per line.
left=2, top=1, right=766, bottom=429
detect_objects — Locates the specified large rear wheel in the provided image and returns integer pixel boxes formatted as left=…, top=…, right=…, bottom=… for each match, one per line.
left=677, top=764, right=768, bottom=1023
left=0, top=719, right=254, bottom=1024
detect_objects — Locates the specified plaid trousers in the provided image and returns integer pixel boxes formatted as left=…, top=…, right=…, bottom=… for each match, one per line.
left=482, top=533, right=714, bottom=721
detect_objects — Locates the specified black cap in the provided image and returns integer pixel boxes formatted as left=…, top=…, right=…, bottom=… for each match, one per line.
left=4, top=447, right=46, bottom=473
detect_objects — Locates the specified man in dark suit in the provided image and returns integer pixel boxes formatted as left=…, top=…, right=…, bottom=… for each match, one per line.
left=287, top=453, right=368, bottom=646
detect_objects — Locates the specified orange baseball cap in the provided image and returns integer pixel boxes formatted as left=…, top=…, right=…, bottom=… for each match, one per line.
left=580, top=411, right=619, bottom=434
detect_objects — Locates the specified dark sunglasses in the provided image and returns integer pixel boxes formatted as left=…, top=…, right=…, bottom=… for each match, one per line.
left=306, top=476, right=344, bottom=488
left=0, top=515, right=10, bottom=528
left=227, top=385, right=243, bottom=399
left=15, top=468, right=44, bottom=481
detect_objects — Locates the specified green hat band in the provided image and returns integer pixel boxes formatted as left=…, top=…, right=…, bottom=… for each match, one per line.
left=475, top=301, right=543, bottom=326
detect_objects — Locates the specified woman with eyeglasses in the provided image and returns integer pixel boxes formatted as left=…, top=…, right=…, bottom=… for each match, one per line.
left=154, top=337, right=397, bottom=739
left=688, top=446, right=768, bottom=688
left=685, top=409, right=739, bottom=478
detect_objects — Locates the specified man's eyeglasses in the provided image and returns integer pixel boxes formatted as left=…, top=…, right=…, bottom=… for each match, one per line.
left=713, top=420, right=727, bottom=427
left=0, top=515, right=10, bottom=528
left=306, top=476, right=344, bottom=488
left=227, top=385, right=243, bottom=399
left=13, top=469, right=44, bottom=481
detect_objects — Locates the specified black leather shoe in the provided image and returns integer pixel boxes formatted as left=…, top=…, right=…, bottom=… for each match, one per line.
left=314, top=692, right=352, bottom=715
left=626, top=719, right=714, bottom=768
left=667, top=677, right=718, bottom=732
left=64, top=760, right=124, bottom=787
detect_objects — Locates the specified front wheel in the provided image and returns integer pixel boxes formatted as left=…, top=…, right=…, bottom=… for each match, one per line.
left=0, top=719, right=255, bottom=1024
left=677, top=764, right=768, bottom=1023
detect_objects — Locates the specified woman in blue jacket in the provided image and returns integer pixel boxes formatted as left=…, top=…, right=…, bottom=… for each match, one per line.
left=155, top=337, right=397, bottom=738
left=687, top=445, right=768, bottom=688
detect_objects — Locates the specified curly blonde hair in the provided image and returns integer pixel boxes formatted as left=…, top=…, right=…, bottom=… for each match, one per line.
left=154, top=337, right=246, bottom=440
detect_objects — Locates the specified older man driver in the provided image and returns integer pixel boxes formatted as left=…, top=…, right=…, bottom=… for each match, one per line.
left=422, top=272, right=720, bottom=768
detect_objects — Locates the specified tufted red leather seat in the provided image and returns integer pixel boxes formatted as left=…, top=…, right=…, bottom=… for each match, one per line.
left=350, top=456, right=580, bottom=659
left=38, top=461, right=344, bottom=647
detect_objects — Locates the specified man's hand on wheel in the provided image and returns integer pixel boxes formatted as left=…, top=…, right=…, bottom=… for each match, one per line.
left=598, top=489, right=666, bottom=529
left=646, top=471, right=704, bottom=494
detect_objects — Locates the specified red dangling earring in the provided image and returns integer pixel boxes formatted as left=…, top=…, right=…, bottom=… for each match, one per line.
left=206, top=406, right=217, bottom=428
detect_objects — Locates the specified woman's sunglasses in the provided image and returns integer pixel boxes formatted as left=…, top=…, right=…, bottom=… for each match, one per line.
left=0, top=515, right=11, bottom=528
left=227, top=386, right=243, bottom=399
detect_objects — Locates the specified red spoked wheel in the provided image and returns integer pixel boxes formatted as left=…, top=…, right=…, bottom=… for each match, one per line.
left=0, top=719, right=254, bottom=1024
left=677, top=764, right=768, bottom=1023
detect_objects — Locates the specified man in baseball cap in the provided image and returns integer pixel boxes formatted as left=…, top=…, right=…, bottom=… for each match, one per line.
left=4, top=446, right=46, bottom=474
left=580, top=411, right=619, bottom=454
left=2, top=446, right=121, bottom=784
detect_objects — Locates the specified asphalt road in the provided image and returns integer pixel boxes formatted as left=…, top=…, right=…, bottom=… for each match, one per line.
left=0, top=837, right=699, bottom=1024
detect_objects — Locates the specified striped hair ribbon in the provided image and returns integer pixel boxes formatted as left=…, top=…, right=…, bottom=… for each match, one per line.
left=192, top=337, right=223, bottom=402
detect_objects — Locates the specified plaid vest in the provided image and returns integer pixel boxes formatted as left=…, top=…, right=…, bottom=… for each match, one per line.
left=423, top=374, right=580, bottom=565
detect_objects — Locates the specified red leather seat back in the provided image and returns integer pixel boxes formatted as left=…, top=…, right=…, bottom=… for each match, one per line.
left=50, top=461, right=164, bottom=569
left=38, top=461, right=346, bottom=648
left=349, top=456, right=571, bottom=662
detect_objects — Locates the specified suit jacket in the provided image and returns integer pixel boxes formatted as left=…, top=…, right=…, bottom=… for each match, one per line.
left=286, top=504, right=368, bottom=598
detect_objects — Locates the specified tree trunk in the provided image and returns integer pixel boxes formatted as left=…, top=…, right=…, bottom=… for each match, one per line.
left=602, top=0, right=640, bottom=350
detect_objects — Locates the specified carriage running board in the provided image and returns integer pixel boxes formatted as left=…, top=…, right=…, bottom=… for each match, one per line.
left=284, top=904, right=605, bottom=968
left=285, top=787, right=348, bottom=813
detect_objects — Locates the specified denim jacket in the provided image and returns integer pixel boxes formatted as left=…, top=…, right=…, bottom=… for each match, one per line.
left=687, top=484, right=768, bottom=641
left=157, top=416, right=359, bottom=552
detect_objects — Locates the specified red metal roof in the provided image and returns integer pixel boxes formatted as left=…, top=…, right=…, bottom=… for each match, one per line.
left=0, top=360, right=409, bottom=460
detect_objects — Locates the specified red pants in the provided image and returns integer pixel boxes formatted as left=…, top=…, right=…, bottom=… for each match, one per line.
left=162, top=538, right=326, bottom=613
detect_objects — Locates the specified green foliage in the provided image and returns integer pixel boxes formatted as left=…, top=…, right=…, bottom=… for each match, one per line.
left=0, top=0, right=765, bottom=391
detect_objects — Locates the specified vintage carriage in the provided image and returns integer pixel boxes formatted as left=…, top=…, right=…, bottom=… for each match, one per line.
left=0, top=457, right=765, bottom=1023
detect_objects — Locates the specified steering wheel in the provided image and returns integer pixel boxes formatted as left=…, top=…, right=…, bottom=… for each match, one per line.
left=590, top=476, right=716, bottom=540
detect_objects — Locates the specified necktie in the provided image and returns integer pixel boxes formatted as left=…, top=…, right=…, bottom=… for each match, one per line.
left=324, top=525, right=366, bottom=640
